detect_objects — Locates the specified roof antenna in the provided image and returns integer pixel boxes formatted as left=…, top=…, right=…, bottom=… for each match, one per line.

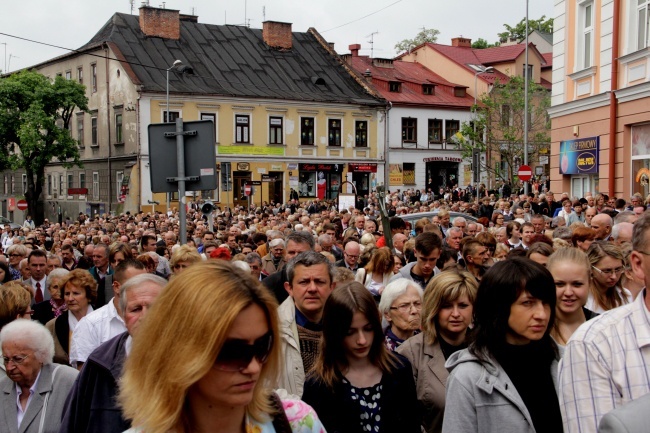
left=366, top=31, right=379, bottom=59
left=129, top=0, right=135, bottom=14
left=262, top=6, right=266, bottom=21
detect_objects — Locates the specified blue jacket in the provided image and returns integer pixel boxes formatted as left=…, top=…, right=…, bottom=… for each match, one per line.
left=59, top=332, right=130, bottom=433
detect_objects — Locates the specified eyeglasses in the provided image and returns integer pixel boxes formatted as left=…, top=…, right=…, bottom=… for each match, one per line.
left=2, top=354, right=29, bottom=366
left=591, top=265, right=625, bottom=277
left=214, top=332, right=273, bottom=371
left=345, top=253, right=359, bottom=259
left=390, top=301, right=422, bottom=312
left=22, top=310, right=34, bottom=316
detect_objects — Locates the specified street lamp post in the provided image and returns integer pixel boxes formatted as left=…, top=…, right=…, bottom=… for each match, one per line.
left=524, top=0, right=530, bottom=195
left=473, top=65, right=494, bottom=203
left=166, top=60, right=182, bottom=123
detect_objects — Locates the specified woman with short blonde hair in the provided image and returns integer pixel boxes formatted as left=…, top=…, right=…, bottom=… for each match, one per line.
left=398, top=269, right=478, bottom=432
left=169, top=244, right=202, bottom=275
left=119, top=260, right=324, bottom=433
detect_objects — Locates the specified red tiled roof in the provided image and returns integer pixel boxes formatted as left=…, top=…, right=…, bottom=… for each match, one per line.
left=540, top=77, right=552, bottom=90
left=542, top=53, right=553, bottom=68
left=346, top=55, right=475, bottom=108
left=474, top=44, right=527, bottom=64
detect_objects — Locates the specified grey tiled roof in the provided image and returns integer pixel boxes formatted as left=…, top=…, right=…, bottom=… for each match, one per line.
left=81, top=13, right=384, bottom=106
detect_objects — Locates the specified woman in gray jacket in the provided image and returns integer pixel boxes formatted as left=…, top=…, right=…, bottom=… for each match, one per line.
left=442, top=257, right=562, bottom=433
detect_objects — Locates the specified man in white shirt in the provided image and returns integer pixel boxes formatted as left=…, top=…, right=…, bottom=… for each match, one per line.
left=558, top=212, right=650, bottom=432
left=69, top=259, right=147, bottom=369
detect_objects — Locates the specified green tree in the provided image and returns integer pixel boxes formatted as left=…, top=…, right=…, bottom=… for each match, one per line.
left=471, top=38, right=500, bottom=49
left=0, top=70, right=88, bottom=223
left=457, top=75, right=550, bottom=186
left=395, top=28, right=440, bottom=53
left=498, top=16, right=554, bottom=42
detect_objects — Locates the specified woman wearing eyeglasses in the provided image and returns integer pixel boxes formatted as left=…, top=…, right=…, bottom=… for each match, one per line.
left=302, top=281, right=421, bottom=433
left=379, top=279, right=423, bottom=351
left=119, top=260, right=325, bottom=433
left=0, top=319, right=78, bottom=433
left=586, top=241, right=631, bottom=313
left=397, top=269, right=478, bottom=433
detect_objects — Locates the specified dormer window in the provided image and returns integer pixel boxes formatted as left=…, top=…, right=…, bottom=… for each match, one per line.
left=454, top=87, right=466, bottom=97
left=422, top=84, right=434, bottom=95
left=389, top=81, right=402, bottom=92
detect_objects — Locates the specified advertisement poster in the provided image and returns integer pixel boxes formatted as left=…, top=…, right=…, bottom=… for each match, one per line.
left=559, top=137, right=599, bottom=175
left=299, top=172, right=316, bottom=197
left=389, top=164, right=403, bottom=186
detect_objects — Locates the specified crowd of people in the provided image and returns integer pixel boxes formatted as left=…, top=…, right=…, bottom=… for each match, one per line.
left=0, top=186, right=649, bottom=433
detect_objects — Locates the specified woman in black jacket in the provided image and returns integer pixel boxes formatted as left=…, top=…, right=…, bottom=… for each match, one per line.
left=302, top=281, right=421, bottom=433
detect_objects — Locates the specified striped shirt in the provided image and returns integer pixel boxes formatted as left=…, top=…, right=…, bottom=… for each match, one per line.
left=558, top=289, right=650, bottom=433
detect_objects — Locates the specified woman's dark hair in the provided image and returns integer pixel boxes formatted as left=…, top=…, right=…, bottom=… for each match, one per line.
left=505, top=221, right=521, bottom=238
left=0, top=261, right=11, bottom=283
left=155, top=246, right=167, bottom=257
left=311, top=281, right=397, bottom=389
left=469, top=257, right=557, bottom=361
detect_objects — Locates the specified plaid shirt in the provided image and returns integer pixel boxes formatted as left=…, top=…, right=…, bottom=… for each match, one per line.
left=559, top=289, right=650, bottom=433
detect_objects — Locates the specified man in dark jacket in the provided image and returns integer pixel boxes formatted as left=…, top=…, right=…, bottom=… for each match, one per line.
left=59, top=274, right=166, bottom=433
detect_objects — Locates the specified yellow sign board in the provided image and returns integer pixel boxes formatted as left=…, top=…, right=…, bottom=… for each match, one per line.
left=389, top=164, right=403, bottom=186
left=218, top=146, right=285, bottom=156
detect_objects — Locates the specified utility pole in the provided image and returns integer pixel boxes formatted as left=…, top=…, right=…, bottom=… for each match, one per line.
left=366, top=31, right=379, bottom=58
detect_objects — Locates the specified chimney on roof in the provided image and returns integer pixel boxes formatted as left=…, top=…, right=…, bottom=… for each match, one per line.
left=139, top=6, right=180, bottom=40
left=349, top=44, right=361, bottom=57
left=263, top=21, right=293, bottom=50
left=451, top=37, right=472, bottom=48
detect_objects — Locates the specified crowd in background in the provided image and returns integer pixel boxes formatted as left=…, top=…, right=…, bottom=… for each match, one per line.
left=0, top=185, right=649, bottom=433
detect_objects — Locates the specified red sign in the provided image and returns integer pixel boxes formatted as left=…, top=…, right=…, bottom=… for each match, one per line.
left=348, top=163, right=377, bottom=173
left=68, top=188, right=88, bottom=195
left=7, top=198, right=15, bottom=212
left=518, top=165, right=533, bottom=182
left=17, top=200, right=28, bottom=211
left=244, top=185, right=252, bottom=196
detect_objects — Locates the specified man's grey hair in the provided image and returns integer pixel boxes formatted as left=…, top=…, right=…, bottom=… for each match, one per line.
left=0, top=320, right=54, bottom=364
left=318, top=234, right=333, bottom=245
left=614, top=210, right=636, bottom=224
left=612, top=222, right=634, bottom=241
left=453, top=217, right=467, bottom=226
left=286, top=251, right=333, bottom=286
left=266, top=230, right=284, bottom=241
left=552, top=227, right=573, bottom=241
left=119, top=273, right=167, bottom=314
left=448, top=227, right=463, bottom=237
left=633, top=212, right=650, bottom=252
left=46, top=268, right=70, bottom=290
left=285, top=231, right=315, bottom=249
left=378, top=279, right=423, bottom=316
left=245, top=252, right=262, bottom=266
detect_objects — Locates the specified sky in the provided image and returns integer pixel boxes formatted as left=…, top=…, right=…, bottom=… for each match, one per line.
left=0, top=0, right=553, bottom=72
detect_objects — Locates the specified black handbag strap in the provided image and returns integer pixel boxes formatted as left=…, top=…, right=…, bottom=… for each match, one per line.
left=270, top=392, right=293, bottom=433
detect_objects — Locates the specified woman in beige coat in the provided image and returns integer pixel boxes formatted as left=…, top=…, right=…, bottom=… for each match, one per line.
left=397, top=269, right=478, bottom=433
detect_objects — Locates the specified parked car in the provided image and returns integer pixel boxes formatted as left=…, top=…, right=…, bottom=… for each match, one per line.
left=399, top=211, right=478, bottom=225
left=0, top=216, right=21, bottom=230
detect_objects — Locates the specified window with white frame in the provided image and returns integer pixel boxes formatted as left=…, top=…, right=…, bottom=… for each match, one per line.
left=47, top=175, right=53, bottom=197
left=201, top=113, right=217, bottom=142
left=22, top=174, right=27, bottom=194
left=638, top=0, right=650, bottom=50
left=91, top=116, right=98, bottom=146
left=269, top=116, right=283, bottom=144
left=92, top=172, right=99, bottom=200
left=578, top=1, right=594, bottom=70
left=79, top=173, right=86, bottom=197
left=235, top=115, right=250, bottom=143
left=11, top=175, right=15, bottom=194
left=59, top=174, right=64, bottom=197
left=67, top=173, right=73, bottom=196
left=52, top=174, right=58, bottom=198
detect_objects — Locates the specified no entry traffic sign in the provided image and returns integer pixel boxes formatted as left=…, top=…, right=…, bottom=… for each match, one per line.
left=518, top=165, right=532, bottom=182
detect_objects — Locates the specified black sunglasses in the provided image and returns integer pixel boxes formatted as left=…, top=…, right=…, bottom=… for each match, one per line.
left=214, top=332, right=273, bottom=371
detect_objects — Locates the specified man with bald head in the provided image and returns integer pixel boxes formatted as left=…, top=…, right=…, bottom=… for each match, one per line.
left=585, top=207, right=597, bottom=227
left=591, top=213, right=613, bottom=241
left=336, top=240, right=360, bottom=274
left=392, top=233, right=407, bottom=259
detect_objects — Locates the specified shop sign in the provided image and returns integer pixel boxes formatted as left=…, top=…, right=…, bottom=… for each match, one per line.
left=287, top=163, right=298, bottom=170
left=559, top=136, right=599, bottom=174
left=271, top=164, right=283, bottom=171
left=348, top=163, right=377, bottom=173
left=423, top=156, right=463, bottom=162
left=7, top=197, right=15, bottom=212
left=237, top=163, right=251, bottom=171
left=299, top=163, right=342, bottom=172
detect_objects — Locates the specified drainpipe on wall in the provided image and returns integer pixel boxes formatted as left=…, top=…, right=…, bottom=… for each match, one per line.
left=105, top=45, right=112, bottom=214
left=608, top=0, right=620, bottom=196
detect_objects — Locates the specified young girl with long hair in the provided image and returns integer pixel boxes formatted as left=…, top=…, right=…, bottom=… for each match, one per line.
left=302, top=281, right=421, bottom=433
left=586, top=241, right=630, bottom=313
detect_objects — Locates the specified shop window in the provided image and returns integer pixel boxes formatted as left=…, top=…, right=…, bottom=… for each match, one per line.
left=403, top=163, right=416, bottom=185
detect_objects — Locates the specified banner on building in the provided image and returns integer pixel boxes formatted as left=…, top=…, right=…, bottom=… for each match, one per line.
left=389, top=164, right=403, bottom=186
left=559, top=137, right=599, bottom=175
